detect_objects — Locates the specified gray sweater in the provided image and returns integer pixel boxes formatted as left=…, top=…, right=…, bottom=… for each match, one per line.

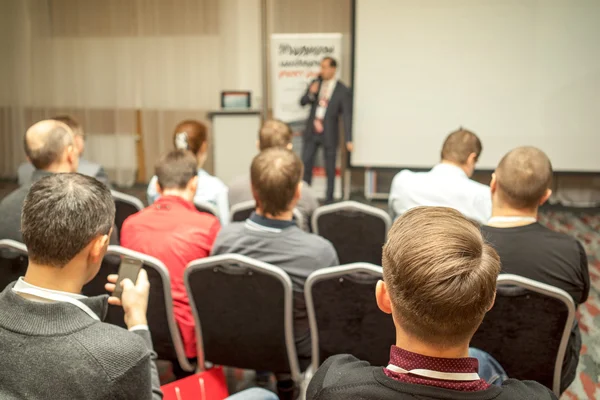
left=0, top=283, right=162, bottom=399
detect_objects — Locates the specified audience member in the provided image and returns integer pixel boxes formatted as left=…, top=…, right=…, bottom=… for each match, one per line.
left=482, top=146, right=589, bottom=391
left=389, top=128, right=491, bottom=224
left=147, top=120, right=229, bottom=224
left=211, top=148, right=338, bottom=398
left=307, top=206, right=557, bottom=400
left=0, top=173, right=161, bottom=399
left=0, top=120, right=79, bottom=242
left=122, top=150, right=221, bottom=359
left=228, top=119, right=319, bottom=226
left=17, top=115, right=110, bottom=187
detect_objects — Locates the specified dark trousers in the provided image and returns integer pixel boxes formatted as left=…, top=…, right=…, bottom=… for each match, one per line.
left=302, top=134, right=337, bottom=201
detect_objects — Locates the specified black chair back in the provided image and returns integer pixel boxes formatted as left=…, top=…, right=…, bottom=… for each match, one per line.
left=0, top=240, right=28, bottom=290
left=82, top=246, right=194, bottom=372
left=185, top=254, right=301, bottom=381
left=305, top=264, right=395, bottom=369
left=312, top=201, right=391, bottom=265
left=471, top=274, right=575, bottom=396
left=230, top=200, right=255, bottom=222
left=111, top=190, right=144, bottom=240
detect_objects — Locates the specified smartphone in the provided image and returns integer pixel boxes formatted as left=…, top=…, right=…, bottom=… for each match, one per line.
left=112, top=256, right=143, bottom=299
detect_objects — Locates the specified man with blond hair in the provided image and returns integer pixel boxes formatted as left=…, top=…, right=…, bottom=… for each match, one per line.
left=228, top=119, right=318, bottom=225
left=307, top=207, right=556, bottom=399
left=389, top=128, right=491, bottom=223
left=482, top=146, right=588, bottom=391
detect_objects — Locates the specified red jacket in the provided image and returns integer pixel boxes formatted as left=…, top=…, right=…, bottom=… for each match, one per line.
left=121, top=195, right=221, bottom=358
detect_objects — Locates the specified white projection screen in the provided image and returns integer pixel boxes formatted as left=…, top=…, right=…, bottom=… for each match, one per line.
left=352, top=0, right=600, bottom=171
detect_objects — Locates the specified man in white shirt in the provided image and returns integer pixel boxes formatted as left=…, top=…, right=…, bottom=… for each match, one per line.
left=389, top=128, right=491, bottom=224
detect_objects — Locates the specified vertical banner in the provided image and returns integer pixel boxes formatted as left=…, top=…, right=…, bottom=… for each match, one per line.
left=271, top=33, right=343, bottom=126
left=271, top=33, right=343, bottom=199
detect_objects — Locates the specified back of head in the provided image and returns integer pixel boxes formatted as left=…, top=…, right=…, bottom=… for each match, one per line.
left=259, top=120, right=292, bottom=150
left=173, top=120, right=208, bottom=155
left=251, top=148, right=303, bottom=217
left=382, top=206, right=500, bottom=347
left=440, top=128, right=482, bottom=165
left=495, top=146, right=553, bottom=209
left=24, top=120, right=75, bottom=170
left=155, top=150, right=198, bottom=191
left=21, top=173, right=115, bottom=268
left=52, top=115, right=83, bottom=137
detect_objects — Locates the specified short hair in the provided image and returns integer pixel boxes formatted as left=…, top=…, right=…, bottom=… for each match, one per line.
left=382, top=206, right=500, bottom=347
left=155, top=150, right=198, bottom=191
left=440, top=128, right=482, bottom=164
left=24, top=120, right=74, bottom=170
left=259, top=120, right=292, bottom=151
left=52, top=115, right=84, bottom=137
left=250, top=148, right=303, bottom=217
left=495, top=146, right=553, bottom=209
left=21, top=173, right=115, bottom=268
left=322, top=57, right=337, bottom=68
left=172, top=120, right=208, bottom=155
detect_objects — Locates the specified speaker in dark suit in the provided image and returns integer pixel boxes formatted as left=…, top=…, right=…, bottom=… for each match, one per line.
left=300, top=57, right=352, bottom=203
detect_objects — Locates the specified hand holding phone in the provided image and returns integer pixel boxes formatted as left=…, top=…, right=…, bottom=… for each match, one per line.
left=105, top=257, right=149, bottom=329
left=112, top=257, right=143, bottom=299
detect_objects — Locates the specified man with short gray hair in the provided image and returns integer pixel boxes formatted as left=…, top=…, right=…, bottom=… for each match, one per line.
left=0, top=173, right=162, bottom=399
left=0, top=119, right=79, bottom=242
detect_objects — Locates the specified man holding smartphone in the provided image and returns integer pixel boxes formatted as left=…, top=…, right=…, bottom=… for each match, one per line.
left=0, top=173, right=162, bottom=400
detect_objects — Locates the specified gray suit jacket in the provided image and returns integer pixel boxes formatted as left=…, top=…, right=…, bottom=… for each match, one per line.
left=300, top=79, right=352, bottom=148
left=18, top=158, right=111, bottom=187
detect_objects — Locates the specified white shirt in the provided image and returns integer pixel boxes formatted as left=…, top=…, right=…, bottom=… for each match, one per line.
left=389, top=163, right=492, bottom=224
left=12, top=277, right=148, bottom=331
left=315, top=79, right=337, bottom=120
left=147, top=168, right=229, bottom=225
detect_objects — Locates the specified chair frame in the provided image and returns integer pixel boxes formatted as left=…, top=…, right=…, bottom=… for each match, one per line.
left=229, top=200, right=308, bottom=232
left=311, top=200, right=392, bottom=237
left=184, top=254, right=301, bottom=382
left=0, top=239, right=28, bottom=254
left=229, top=200, right=256, bottom=222
left=194, top=200, right=219, bottom=217
left=105, top=246, right=195, bottom=372
left=495, top=274, right=576, bottom=396
left=111, top=190, right=145, bottom=212
left=304, top=263, right=383, bottom=371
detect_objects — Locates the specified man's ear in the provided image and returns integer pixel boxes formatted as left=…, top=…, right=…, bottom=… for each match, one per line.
left=539, top=188, right=552, bottom=206
left=490, top=172, right=498, bottom=194
left=188, top=176, right=199, bottom=194
left=200, top=141, right=209, bottom=154
left=66, top=145, right=79, bottom=172
left=287, top=142, right=293, bottom=150
left=256, top=140, right=261, bottom=151
left=89, top=231, right=110, bottom=264
left=295, top=181, right=303, bottom=200
left=376, top=280, right=393, bottom=315
left=487, top=291, right=496, bottom=312
left=155, top=180, right=163, bottom=196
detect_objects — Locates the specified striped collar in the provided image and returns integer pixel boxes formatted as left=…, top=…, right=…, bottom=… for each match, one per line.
left=246, top=212, right=296, bottom=233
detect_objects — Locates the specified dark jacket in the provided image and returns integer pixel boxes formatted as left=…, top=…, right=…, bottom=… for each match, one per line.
left=300, top=79, right=353, bottom=148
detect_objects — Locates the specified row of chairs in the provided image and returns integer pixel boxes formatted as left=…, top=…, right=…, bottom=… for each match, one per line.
left=112, top=190, right=392, bottom=265
left=0, top=240, right=574, bottom=396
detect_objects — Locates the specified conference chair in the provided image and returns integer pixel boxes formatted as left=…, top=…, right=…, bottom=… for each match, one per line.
left=229, top=200, right=308, bottom=232
left=230, top=200, right=256, bottom=222
left=312, top=201, right=391, bottom=265
left=471, top=274, right=576, bottom=396
left=184, top=254, right=304, bottom=384
left=0, top=240, right=28, bottom=290
left=305, top=263, right=395, bottom=370
left=111, top=190, right=144, bottom=241
left=82, top=246, right=195, bottom=375
left=194, top=200, right=219, bottom=217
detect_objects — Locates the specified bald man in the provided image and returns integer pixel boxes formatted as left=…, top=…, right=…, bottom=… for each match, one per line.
left=482, top=146, right=589, bottom=392
left=17, top=116, right=110, bottom=187
left=0, top=120, right=79, bottom=242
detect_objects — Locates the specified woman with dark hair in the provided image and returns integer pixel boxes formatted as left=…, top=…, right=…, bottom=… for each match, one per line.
left=147, top=120, right=229, bottom=224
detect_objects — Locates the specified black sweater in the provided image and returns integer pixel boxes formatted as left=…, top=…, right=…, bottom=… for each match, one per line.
left=307, top=355, right=557, bottom=400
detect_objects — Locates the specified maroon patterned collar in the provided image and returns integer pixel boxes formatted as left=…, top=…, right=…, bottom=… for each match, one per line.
left=383, top=346, right=490, bottom=392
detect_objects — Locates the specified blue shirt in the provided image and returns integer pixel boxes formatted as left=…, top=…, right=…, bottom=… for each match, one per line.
left=147, top=169, right=229, bottom=225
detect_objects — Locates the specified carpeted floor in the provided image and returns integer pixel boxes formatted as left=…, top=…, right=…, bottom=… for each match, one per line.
left=539, top=211, right=600, bottom=399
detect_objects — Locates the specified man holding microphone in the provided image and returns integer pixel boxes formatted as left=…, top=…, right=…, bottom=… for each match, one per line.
left=300, top=57, right=353, bottom=204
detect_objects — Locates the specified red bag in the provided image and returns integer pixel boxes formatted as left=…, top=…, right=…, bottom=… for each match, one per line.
left=161, top=367, right=229, bottom=400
